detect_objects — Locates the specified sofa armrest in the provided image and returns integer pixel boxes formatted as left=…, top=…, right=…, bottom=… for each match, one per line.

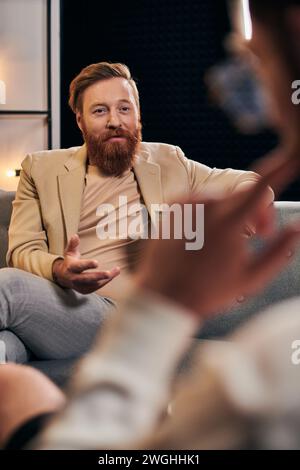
left=0, top=189, right=16, bottom=268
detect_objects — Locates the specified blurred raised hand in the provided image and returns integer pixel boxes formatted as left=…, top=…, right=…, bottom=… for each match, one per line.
left=135, top=155, right=300, bottom=318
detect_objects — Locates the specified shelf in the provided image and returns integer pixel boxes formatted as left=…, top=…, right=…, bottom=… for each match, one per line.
left=0, top=0, right=52, bottom=147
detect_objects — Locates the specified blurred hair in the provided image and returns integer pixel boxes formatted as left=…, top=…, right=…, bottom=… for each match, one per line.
left=249, top=0, right=300, bottom=22
left=249, top=0, right=300, bottom=77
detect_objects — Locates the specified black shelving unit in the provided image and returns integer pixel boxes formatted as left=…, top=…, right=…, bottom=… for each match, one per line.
left=0, top=0, right=52, bottom=149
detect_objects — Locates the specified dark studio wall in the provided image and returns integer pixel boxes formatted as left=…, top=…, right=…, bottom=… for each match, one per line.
left=60, top=0, right=299, bottom=200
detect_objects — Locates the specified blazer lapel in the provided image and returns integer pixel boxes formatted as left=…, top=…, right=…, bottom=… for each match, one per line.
left=57, top=144, right=164, bottom=240
left=133, top=149, right=164, bottom=223
left=58, top=145, right=87, bottom=241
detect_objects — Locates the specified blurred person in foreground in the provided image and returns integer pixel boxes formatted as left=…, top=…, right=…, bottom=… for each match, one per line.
left=2, top=0, right=300, bottom=450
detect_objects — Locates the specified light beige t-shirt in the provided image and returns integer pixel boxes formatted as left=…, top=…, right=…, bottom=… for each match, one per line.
left=78, top=165, right=146, bottom=302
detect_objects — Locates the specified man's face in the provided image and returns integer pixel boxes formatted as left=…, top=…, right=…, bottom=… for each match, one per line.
left=76, top=77, right=141, bottom=176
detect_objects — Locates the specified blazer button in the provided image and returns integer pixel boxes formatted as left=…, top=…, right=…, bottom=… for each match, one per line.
left=287, top=250, right=294, bottom=258
left=236, top=295, right=246, bottom=303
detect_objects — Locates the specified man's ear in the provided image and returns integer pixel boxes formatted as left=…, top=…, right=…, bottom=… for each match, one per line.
left=76, top=112, right=83, bottom=132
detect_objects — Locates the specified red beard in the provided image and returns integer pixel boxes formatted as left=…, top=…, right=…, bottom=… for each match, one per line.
left=83, top=125, right=141, bottom=177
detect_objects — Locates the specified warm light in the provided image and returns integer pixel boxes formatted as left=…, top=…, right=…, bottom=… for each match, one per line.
left=6, top=169, right=18, bottom=177
left=241, top=0, right=252, bottom=41
left=0, top=80, right=6, bottom=104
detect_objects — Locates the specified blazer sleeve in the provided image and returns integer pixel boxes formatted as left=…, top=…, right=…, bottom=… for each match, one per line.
left=174, top=146, right=274, bottom=236
left=6, top=154, right=63, bottom=281
left=174, top=145, right=273, bottom=198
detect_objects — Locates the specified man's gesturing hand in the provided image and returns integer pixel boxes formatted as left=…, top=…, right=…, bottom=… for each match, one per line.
left=52, top=234, right=120, bottom=294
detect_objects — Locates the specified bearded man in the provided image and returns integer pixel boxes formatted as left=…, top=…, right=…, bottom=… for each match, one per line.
left=1, top=62, right=272, bottom=363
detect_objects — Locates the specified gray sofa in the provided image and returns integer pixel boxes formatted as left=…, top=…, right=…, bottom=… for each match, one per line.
left=1, top=189, right=300, bottom=385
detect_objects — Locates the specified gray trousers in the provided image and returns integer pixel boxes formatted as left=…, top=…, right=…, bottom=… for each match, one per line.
left=0, top=268, right=116, bottom=363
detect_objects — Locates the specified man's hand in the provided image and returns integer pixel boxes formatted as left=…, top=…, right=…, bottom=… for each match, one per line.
left=52, top=234, right=120, bottom=294
left=135, top=156, right=300, bottom=318
left=236, top=182, right=275, bottom=238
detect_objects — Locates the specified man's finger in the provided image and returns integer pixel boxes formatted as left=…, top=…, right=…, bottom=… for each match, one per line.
left=73, top=275, right=119, bottom=294
left=107, top=267, right=121, bottom=278
left=254, top=202, right=276, bottom=238
left=73, top=272, right=111, bottom=284
left=73, top=267, right=120, bottom=284
left=65, top=234, right=80, bottom=257
left=69, top=259, right=99, bottom=274
left=94, top=271, right=120, bottom=289
left=96, top=278, right=115, bottom=289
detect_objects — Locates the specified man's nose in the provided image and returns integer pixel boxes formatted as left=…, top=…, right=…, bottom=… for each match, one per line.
left=106, top=111, right=121, bottom=129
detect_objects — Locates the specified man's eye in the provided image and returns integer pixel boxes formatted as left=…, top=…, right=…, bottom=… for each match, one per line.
left=120, top=106, right=130, bottom=112
left=94, top=108, right=106, bottom=114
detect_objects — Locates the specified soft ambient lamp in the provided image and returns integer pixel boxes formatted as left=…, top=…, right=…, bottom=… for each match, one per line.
left=0, top=80, right=6, bottom=104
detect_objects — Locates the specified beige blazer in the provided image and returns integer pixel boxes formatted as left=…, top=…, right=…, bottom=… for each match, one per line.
left=7, top=142, right=260, bottom=281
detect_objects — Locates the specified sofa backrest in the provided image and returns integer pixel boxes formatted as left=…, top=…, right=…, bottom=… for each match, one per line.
left=0, top=189, right=16, bottom=268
